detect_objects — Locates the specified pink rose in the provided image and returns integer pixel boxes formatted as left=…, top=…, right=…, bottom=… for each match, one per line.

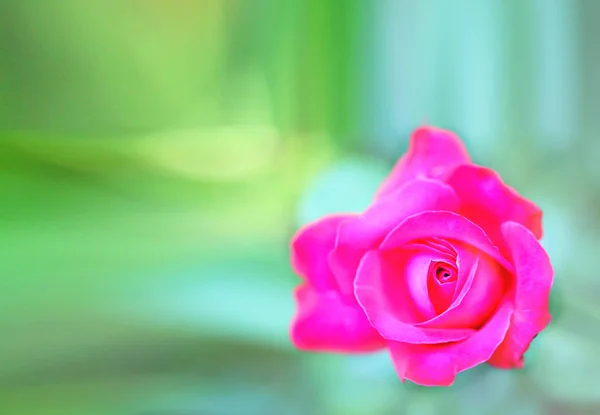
left=290, top=126, right=553, bottom=386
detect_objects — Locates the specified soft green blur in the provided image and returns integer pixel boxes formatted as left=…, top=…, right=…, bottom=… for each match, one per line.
left=0, top=1, right=597, bottom=414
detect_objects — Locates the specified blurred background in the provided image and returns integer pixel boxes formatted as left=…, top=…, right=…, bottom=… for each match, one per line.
left=0, top=0, right=597, bottom=414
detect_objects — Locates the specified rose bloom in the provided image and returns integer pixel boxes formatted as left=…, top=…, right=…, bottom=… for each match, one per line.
left=290, top=126, right=553, bottom=386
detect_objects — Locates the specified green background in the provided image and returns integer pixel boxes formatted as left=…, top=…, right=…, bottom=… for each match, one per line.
left=0, top=1, right=597, bottom=414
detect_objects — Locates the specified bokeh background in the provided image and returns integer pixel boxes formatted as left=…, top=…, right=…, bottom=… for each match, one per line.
left=1, top=1, right=598, bottom=414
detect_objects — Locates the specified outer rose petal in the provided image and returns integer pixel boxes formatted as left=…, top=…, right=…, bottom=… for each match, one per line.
left=291, top=215, right=353, bottom=291
left=291, top=284, right=385, bottom=352
left=329, top=179, right=460, bottom=296
left=446, top=165, right=543, bottom=253
left=355, top=250, right=475, bottom=344
left=488, top=222, right=553, bottom=369
left=376, top=126, right=471, bottom=199
left=388, top=298, right=514, bottom=386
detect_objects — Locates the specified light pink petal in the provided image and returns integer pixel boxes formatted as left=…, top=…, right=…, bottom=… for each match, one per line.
left=401, top=241, right=458, bottom=318
left=354, top=251, right=475, bottom=344
left=488, top=222, right=553, bottom=368
left=291, top=215, right=353, bottom=291
left=290, top=284, right=385, bottom=352
left=403, top=240, right=457, bottom=265
left=354, top=250, right=422, bottom=324
left=329, top=179, right=459, bottom=296
left=403, top=251, right=438, bottom=319
left=424, top=237, right=459, bottom=258
left=380, top=211, right=513, bottom=273
left=447, top=165, right=543, bottom=253
left=388, top=298, right=514, bottom=386
left=376, top=126, right=472, bottom=199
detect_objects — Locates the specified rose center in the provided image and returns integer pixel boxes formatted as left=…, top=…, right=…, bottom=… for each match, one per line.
left=434, top=265, right=456, bottom=284
left=427, top=262, right=459, bottom=314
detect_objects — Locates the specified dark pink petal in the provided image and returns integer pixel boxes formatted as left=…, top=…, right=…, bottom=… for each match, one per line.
left=388, top=298, right=514, bottom=386
left=380, top=211, right=513, bottom=273
left=453, top=242, right=480, bottom=296
left=417, top=254, right=507, bottom=329
left=488, top=222, right=553, bottom=369
left=376, top=126, right=472, bottom=199
left=354, top=251, right=475, bottom=344
left=291, top=215, right=353, bottom=291
left=427, top=261, right=459, bottom=314
left=329, top=179, right=460, bottom=296
left=446, top=165, right=543, bottom=253
left=290, top=284, right=385, bottom=352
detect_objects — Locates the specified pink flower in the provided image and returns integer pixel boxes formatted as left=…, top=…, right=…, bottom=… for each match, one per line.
left=290, top=126, right=553, bottom=386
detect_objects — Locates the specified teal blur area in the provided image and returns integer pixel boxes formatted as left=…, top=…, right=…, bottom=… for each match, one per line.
left=0, top=1, right=597, bottom=414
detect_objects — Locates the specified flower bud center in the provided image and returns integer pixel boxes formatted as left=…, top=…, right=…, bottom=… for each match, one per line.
left=434, top=265, right=456, bottom=284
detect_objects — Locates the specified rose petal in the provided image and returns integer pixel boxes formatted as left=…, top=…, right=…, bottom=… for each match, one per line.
left=388, top=298, right=514, bottom=386
left=380, top=211, right=513, bottom=273
left=452, top=242, right=480, bottom=296
left=488, top=222, right=554, bottom=369
left=376, top=126, right=472, bottom=199
left=423, top=237, right=458, bottom=258
left=354, top=250, right=421, bottom=324
left=427, top=261, right=459, bottom=314
left=403, top=251, right=438, bottom=319
left=417, top=254, right=507, bottom=329
left=329, top=179, right=460, bottom=296
left=290, top=284, right=385, bottom=352
left=421, top=256, right=478, bottom=326
left=401, top=241, right=458, bottom=318
left=404, top=240, right=457, bottom=265
left=291, top=215, right=352, bottom=291
left=446, top=165, right=543, bottom=253
left=354, top=250, right=476, bottom=344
